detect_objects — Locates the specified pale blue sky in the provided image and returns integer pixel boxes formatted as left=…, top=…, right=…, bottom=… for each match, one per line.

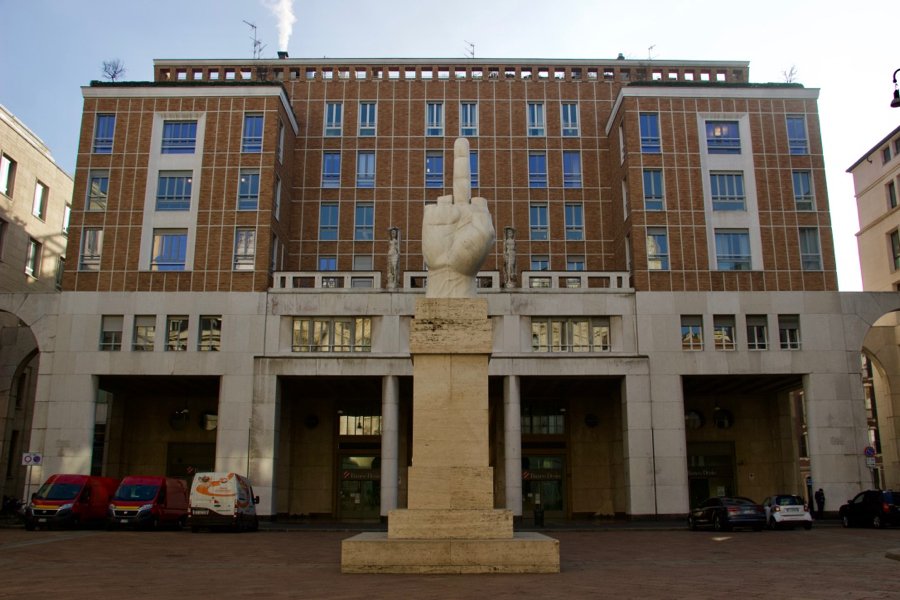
left=1, top=0, right=896, bottom=290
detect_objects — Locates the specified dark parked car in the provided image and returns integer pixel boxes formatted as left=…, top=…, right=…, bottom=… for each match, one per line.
left=839, top=490, right=899, bottom=528
left=688, top=496, right=766, bottom=531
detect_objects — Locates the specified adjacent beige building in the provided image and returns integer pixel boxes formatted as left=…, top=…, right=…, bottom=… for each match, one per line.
left=0, top=104, right=72, bottom=500
left=850, top=125, right=900, bottom=491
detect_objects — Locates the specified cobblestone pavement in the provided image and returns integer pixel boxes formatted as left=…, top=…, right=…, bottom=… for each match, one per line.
left=0, top=526, right=898, bottom=599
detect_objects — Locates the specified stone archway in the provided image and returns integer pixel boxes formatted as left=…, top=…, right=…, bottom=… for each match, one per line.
left=862, top=310, right=900, bottom=490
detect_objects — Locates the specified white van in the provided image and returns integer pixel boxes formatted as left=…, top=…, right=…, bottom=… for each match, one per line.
left=188, top=472, right=259, bottom=532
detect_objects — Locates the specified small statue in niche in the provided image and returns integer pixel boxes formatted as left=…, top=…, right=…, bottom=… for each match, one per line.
left=386, top=227, right=400, bottom=290
left=503, top=226, right=517, bottom=289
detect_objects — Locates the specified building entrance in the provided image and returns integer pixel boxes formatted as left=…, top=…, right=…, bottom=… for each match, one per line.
left=687, top=442, right=736, bottom=508
left=522, top=455, right=565, bottom=518
left=337, top=455, right=380, bottom=520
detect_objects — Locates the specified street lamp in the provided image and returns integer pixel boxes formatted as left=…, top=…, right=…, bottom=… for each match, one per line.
left=892, top=68, right=900, bottom=108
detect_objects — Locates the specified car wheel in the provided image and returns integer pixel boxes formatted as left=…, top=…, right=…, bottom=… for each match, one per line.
left=713, top=514, right=729, bottom=531
left=803, top=522, right=812, bottom=530
left=841, top=514, right=850, bottom=528
left=873, top=515, right=885, bottom=529
left=24, top=521, right=35, bottom=532
left=688, top=516, right=697, bottom=531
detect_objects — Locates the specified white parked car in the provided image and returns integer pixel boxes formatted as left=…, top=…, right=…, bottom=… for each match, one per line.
left=762, top=495, right=813, bottom=530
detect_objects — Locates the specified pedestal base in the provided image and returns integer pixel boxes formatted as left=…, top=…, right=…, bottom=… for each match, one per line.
left=341, top=531, right=560, bottom=574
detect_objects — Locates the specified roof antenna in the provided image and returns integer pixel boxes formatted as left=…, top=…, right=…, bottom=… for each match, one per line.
left=648, top=45, right=656, bottom=60
left=243, top=20, right=267, bottom=59
left=464, top=41, right=475, bottom=59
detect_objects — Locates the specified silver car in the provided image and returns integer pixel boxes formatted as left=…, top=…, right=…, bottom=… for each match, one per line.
left=762, top=495, right=813, bottom=530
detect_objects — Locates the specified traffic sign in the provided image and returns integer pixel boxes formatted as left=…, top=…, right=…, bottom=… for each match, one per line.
left=21, top=452, right=42, bottom=466
left=865, top=456, right=876, bottom=468
left=864, top=446, right=876, bottom=457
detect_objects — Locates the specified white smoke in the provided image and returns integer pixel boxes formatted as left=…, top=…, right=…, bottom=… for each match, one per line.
left=264, top=0, right=296, bottom=52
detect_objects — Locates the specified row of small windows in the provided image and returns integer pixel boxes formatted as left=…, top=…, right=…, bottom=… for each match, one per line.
left=91, top=114, right=285, bottom=160
left=100, top=314, right=221, bottom=352
left=1, top=153, right=64, bottom=224
left=319, top=150, right=582, bottom=189
left=680, top=314, right=800, bottom=351
left=880, top=137, right=900, bottom=165
left=646, top=227, right=822, bottom=271
left=638, top=114, right=809, bottom=155
left=162, top=64, right=738, bottom=84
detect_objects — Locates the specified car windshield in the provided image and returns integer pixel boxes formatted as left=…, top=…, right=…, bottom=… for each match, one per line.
left=775, top=496, right=803, bottom=506
left=113, top=484, right=159, bottom=502
left=724, top=497, right=756, bottom=505
left=34, top=482, right=81, bottom=501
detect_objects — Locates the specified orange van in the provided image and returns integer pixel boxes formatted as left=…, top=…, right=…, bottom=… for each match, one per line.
left=24, top=474, right=119, bottom=530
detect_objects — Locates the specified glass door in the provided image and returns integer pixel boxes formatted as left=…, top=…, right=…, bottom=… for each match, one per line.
left=337, top=455, right=380, bottom=520
left=522, top=455, right=565, bottom=518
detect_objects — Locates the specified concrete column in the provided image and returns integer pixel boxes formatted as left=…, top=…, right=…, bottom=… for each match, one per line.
left=503, top=375, right=522, bottom=516
left=649, top=374, right=689, bottom=516
left=381, top=375, right=399, bottom=516
left=246, top=372, right=280, bottom=516
left=805, top=372, right=869, bottom=514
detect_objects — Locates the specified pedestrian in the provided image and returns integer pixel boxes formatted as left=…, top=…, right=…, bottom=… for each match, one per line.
left=814, top=488, right=825, bottom=519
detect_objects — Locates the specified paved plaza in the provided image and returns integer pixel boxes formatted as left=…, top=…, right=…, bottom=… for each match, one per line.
left=0, top=524, right=898, bottom=599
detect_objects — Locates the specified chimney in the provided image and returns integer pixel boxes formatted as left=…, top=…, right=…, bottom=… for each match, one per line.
left=277, top=51, right=289, bottom=59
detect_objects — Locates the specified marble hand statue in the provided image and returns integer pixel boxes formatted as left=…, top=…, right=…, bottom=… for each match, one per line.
left=422, top=138, right=496, bottom=298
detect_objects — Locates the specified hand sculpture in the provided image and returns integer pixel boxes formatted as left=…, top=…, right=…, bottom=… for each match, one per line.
left=422, top=138, right=495, bottom=298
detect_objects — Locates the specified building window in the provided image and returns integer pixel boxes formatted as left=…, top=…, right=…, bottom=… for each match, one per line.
left=786, top=115, right=808, bottom=155
left=643, top=169, right=664, bottom=211
left=705, top=120, right=741, bottom=154
left=778, top=314, right=801, bottom=350
left=155, top=172, right=192, bottom=211
left=799, top=227, right=822, bottom=270
left=426, top=102, right=444, bottom=136
left=319, top=203, right=339, bottom=240
left=87, top=171, right=109, bottom=211
left=639, top=113, right=661, bottom=153
left=322, top=152, right=341, bottom=188
left=561, top=103, right=579, bottom=137
left=198, top=316, right=222, bottom=351
left=339, top=414, right=382, bottom=435
left=891, top=230, right=900, bottom=271
left=565, top=203, right=583, bottom=241
left=746, top=315, right=768, bottom=350
left=793, top=171, right=814, bottom=211
left=79, top=228, right=103, bottom=271
left=237, top=170, right=260, bottom=210
left=460, top=102, right=478, bottom=136
left=562, top=151, right=582, bottom=188
left=681, top=315, right=703, bottom=350
left=530, top=255, right=550, bottom=271
left=161, top=120, right=197, bottom=154
left=355, top=203, right=374, bottom=240
left=318, top=256, right=337, bottom=271
left=233, top=227, right=256, bottom=270
left=166, top=315, right=189, bottom=351
left=25, top=239, right=41, bottom=277
left=99, top=316, right=123, bottom=351
left=713, top=315, right=736, bottom=350
left=0, top=219, right=6, bottom=258
left=710, top=172, right=746, bottom=211
left=527, top=102, right=545, bottom=136
left=646, top=228, right=669, bottom=270
left=883, top=146, right=892, bottom=164
left=426, top=152, right=443, bottom=188
left=55, top=257, right=64, bottom=289
left=325, top=102, right=343, bottom=136
left=93, top=114, right=115, bottom=154
left=531, top=317, right=610, bottom=352
left=529, top=153, right=547, bottom=188
left=715, top=229, right=751, bottom=270
left=470, top=152, right=479, bottom=189
left=32, top=181, right=48, bottom=220
left=292, top=317, right=372, bottom=352
left=62, top=205, right=71, bottom=236
left=0, top=153, right=16, bottom=197
left=567, top=255, right=585, bottom=271
left=887, top=181, right=897, bottom=209
left=356, top=151, right=375, bottom=188
left=358, top=102, right=376, bottom=136
left=530, top=204, right=549, bottom=240
left=277, top=123, right=285, bottom=163
left=151, top=230, right=188, bottom=271
left=133, top=315, right=155, bottom=351
left=242, top=114, right=264, bottom=152
left=273, top=176, right=282, bottom=221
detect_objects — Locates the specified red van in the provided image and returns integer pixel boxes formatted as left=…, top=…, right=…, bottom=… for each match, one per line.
left=24, top=474, right=119, bottom=530
left=108, top=476, right=189, bottom=529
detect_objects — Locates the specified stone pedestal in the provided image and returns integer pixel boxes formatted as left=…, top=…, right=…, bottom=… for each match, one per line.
left=342, top=298, right=559, bottom=573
